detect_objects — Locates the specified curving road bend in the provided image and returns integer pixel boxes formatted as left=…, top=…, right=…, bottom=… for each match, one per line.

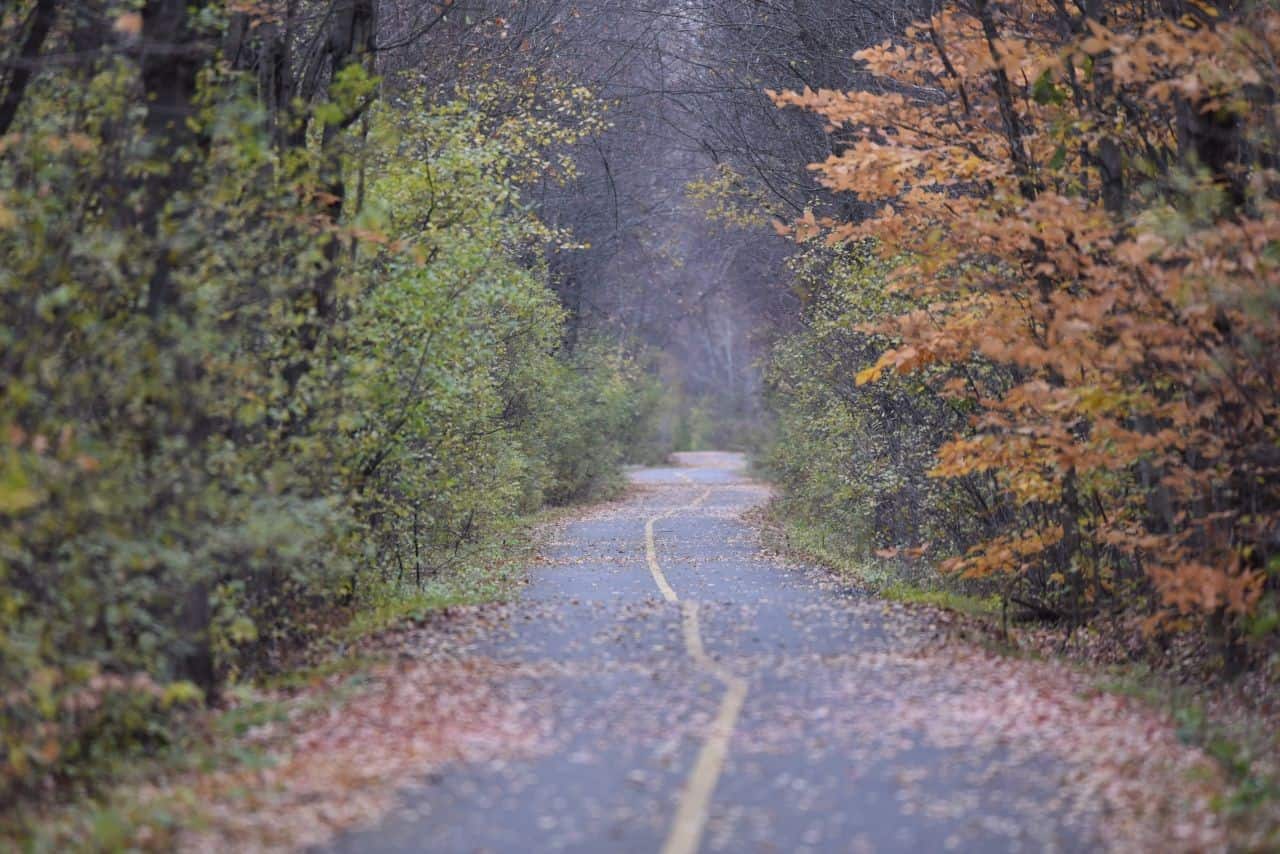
left=328, top=452, right=1131, bottom=852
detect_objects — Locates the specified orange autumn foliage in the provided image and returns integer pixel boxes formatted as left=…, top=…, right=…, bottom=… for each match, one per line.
left=773, top=0, right=1279, bottom=635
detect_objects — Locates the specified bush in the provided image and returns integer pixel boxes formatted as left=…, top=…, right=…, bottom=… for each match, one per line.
left=0, top=55, right=658, bottom=801
left=764, top=245, right=986, bottom=564
left=770, top=0, right=1280, bottom=663
left=533, top=340, right=669, bottom=505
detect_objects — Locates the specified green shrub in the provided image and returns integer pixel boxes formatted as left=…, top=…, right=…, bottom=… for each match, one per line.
left=762, top=245, right=996, bottom=585
left=0, top=63, right=659, bottom=801
left=532, top=341, right=668, bottom=504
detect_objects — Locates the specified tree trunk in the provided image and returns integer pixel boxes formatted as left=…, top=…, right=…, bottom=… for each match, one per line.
left=0, top=0, right=59, bottom=137
left=284, top=0, right=377, bottom=392
left=139, top=0, right=217, bottom=697
left=139, top=0, right=211, bottom=315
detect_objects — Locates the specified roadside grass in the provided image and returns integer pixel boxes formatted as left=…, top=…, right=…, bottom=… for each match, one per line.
left=3, top=506, right=567, bottom=852
left=764, top=509, right=1000, bottom=619
left=761, top=499, right=1280, bottom=850
left=1093, top=662, right=1280, bottom=850
left=879, top=584, right=1002, bottom=619
left=9, top=686, right=292, bottom=852
left=336, top=505, right=568, bottom=647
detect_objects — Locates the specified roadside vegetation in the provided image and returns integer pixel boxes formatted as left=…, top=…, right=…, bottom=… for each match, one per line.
left=5, top=508, right=557, bottom=850
left=750, top=1, right=1280, bottom=842
left=763, top=0, right=1280, bottom=681
left=0, top=0, right=668, bottom=834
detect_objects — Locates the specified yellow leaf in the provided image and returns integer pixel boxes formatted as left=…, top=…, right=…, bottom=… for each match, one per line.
left=855, top=365, right=882, bottom=386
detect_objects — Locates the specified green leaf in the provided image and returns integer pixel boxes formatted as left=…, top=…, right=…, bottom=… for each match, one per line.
left=1048, top=144, right=1067, bottom=171
left=1031, top=70, right=1066, bottom=106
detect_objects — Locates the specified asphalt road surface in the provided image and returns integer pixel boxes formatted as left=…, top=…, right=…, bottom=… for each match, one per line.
left=329, top=452, right=1105, bottom=853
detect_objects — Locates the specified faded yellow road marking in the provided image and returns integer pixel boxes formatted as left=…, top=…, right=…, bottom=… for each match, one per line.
left=643, top=480, right=746, bottom=854
left=663, top=672, right=747, bottom=854
left=644, top=486, right=709, bottom=604
left=681, top=601, right=707, bottom=662
left=645, top=516, right=680, bottom=603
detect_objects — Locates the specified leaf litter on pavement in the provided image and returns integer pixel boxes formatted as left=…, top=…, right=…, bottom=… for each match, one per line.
left=116, top=461, right=1231, bottom=852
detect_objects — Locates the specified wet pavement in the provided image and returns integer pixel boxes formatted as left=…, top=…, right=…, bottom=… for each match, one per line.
left=328, top=452, right=1105, bottom=853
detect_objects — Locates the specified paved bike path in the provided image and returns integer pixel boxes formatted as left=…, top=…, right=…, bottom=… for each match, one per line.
left=329, top=453, right=1107, bottom=853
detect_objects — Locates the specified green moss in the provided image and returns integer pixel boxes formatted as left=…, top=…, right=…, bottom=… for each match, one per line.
left=879, top=585, right=1002, bottom=617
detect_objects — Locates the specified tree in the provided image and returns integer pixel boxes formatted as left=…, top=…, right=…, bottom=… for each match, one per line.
left=773, top=0, right=1280, bottom=659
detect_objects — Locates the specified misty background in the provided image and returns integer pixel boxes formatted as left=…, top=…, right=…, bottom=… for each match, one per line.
left=375, top=0, right=923, bottom=448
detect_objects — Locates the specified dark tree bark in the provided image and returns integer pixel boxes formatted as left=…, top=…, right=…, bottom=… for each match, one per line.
left=275, top=0, right=378, bottom=402
left=138, top=0, right=217, bottom=696
left=973, top=0, right=1038, bottom=199
left=226, top=2, right=296, bottom=152
left=0, top=0, right=59, bottom=137
left=301, top=0, right=377, bottom=352
left=139, top=0, right=212, bottom=315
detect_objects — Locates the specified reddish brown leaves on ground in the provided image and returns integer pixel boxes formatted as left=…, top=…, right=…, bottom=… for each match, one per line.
left=161, top=656, right=548, bottom=852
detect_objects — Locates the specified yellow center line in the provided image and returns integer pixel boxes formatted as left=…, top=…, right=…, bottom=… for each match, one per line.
left=645, top=516, right=680, bottom=602
left=644, top=486, right=709, bottom=603
left=662, top=598, right=748, bottom=854
left=681, top=601, right=707, bottom=662
left=643, top=478, right=747, bottom=854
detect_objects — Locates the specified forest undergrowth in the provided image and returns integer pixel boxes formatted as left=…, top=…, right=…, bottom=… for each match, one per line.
left=750, top=0, right=1280, bottom=845
left=0, top=0, right=670, bottom=839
